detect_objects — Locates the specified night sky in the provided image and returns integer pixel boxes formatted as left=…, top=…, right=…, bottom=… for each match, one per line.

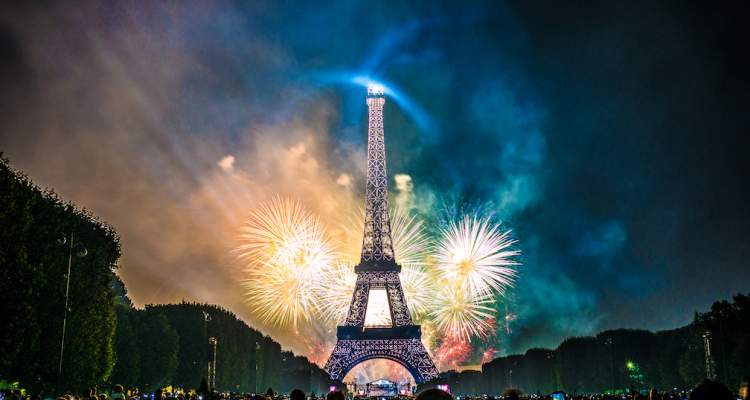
left=1, top=1, right=748, bottom=356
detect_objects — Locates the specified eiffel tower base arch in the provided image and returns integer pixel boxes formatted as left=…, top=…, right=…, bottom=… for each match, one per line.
left=324, top=338, right=439, bottom=384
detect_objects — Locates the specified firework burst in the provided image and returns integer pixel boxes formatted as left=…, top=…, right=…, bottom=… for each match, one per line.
left=400, top=264, right=435, bottom=317
left=429, top=286, right=496, bottom=340
left=236, top=197, right=337, bottom=328
left=433, top=336, right=474, bottom=371
left=390, top=205, right=432, bottom=269
left=314, top=261, right=357, bottom=324
left=435, top=215, right=520, bottom=297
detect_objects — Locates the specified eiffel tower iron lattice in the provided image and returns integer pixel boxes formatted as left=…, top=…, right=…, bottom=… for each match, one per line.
left=324, top=85, right=439, bottom=384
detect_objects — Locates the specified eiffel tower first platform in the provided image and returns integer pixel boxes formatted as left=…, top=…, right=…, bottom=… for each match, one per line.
left=323, top=85, right=439, bottom=384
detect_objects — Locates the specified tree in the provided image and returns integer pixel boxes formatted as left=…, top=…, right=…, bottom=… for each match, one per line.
left=556, top=337, right=602, bottom=393
left=111, top=306, right=141, bottom=387
left=0, top=156, right=121, bottom=394
left=680, top=294, right=750, bottom=391
left=146, top=302, right=272, bottom=392
left=151, top=303, right=209, bottom=388
left=137, top=312, right=179, bottom=389
left=522, top=349, right=555, bottom=394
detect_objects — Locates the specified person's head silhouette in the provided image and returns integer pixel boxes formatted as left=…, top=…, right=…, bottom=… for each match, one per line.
left=689, top=379, right=733, bottom=400
left=325, top=391, right=344, bottom=400
left=415, top=389, right=452, bottom=400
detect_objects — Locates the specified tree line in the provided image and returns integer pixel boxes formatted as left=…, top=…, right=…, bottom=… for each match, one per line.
left=433, top=293, right=750, bottom=395
left=110, top=300, right=330, bottom=394
left=0, top=156, right=327, bottom=395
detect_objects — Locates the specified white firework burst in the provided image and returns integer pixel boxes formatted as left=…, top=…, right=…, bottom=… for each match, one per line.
left=429, top=286, right=496, bottom=340
left=314, top=261, right=358, bottom=325
left=236, top=197, right=337, bottom=328
left=400, top=264, right=435, bottom=318
left=435, top=215, right=519, bottom=297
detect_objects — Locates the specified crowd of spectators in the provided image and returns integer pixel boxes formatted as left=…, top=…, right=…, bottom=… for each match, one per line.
left=2, top=377, right=748, bottom=400
left=415, top=377, right=748, bottom=400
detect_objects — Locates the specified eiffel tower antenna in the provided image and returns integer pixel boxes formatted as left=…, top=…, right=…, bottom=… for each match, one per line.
left=324, top=84, right=439, bottom=384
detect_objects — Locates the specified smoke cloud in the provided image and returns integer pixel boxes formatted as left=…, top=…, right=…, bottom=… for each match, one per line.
left=3, top=0, right=749, bottom=370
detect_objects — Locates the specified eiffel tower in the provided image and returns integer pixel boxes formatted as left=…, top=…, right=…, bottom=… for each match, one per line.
left=324, top=85, right=439, bottom=384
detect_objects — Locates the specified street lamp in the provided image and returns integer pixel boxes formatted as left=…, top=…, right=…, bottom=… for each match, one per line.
left=202, top=311, right=212, bottom=389
left=508, top=369, right=513, bottom=389
left=208, top=337, right=218, bottom=391
left=57, top=232, right=87, bottom=380
left=604, top=337, right=614, bottom=392
left=702, top=331, right=717, bottom=379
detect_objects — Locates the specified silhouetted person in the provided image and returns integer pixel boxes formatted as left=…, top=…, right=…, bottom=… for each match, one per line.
left=290, top=390, right=305, bottom=400
left=415, top=389, right=452, bottom=400
left=325, top=391, right=344, bottom=400
left=112, top=385, right=125, bottom=400
left=648, top=388, right=660, bottom=400
left=502, top=389, right=521, bottom=400
left=689, top=379, right=734, bottom=400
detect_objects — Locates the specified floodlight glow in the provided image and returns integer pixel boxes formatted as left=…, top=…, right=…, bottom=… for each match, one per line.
left=364, top=289, right=393, bottom=327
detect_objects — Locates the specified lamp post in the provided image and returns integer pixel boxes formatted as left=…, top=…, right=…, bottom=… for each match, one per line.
left=203, top=311, right=211, bottom=336
left=57, top=232, right=87, bottom=381
left=702, top=331, right=717, bottom=379
left=604, top=337, right=614, bottom=392
left=508, top=369, right=513, bottom=389
left=208, top=337, right=218, bottom=391
left=203, top=311, right=212, bottom=388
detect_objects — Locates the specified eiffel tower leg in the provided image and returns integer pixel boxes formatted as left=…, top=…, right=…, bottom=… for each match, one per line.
left=400, top=339, right=440, bottom=383
left=324, top=340, right=350, bottom=382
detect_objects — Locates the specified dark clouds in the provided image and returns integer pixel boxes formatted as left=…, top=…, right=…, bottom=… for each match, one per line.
left=1, top=1, right=748, bottom=355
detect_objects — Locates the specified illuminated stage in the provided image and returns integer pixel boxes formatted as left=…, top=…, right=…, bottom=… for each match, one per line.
left=349, top=379, right=412, bottom=397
